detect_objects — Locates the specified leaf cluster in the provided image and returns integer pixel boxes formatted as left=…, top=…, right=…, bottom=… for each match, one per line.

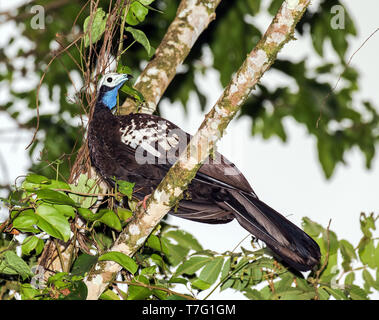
left=1, top=0, right=377, bottom=184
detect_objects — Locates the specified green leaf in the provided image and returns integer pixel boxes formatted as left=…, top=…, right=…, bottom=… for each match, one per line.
left=276, top=288, right=316, bottom=300
left=191, top=278, right=211, bottom=291
left=359, top=240, right=376, bottom=269
left=77, top=208, right=100, bottom=221
left=311, top=18, right=326, bottom=56
left=165, top=294, right=189, bottom=300
left=150, top=253, right=165, bottom=270
left=140, top=266, right=156, bottom=276
left=69, top=174, right=99, bottom=209
left=153, top=288, right=168, bottom=300
left=359, top=213, right=375, bottom=238
left=35, top=238, right=45, bottom=255
left=125, top=26, right=154, bottom=57
left=344, top=272, right=355, bottom=286
left=25, top=174, right=50, bottom=184
left=317, top=287, right=330, bottom=300
left=83, top=8, right=108, bottom=47
left=94, top=233, right=113, bottom=251
left=126, top=1, right=148, bottom=26
left=302, top=217, right=323, bottom=238
left=98, top=209, right=122, bottom=231
left=120, top=84, right=145, bottom=102
left=146, top=234, right=165, bottom=252
left=117, top=207, right=133, bottom=221
left=53, top=204, right=75, bottom=218
left=35, top=204, right=71, bottom=242
left=22, top=175, right=70, bottom=192
left=47, top=272, right=68, bottom=285
left=77, top=208, right=121, bottom=230
left=99, top=251, right=138, bottom=274
left=199, top=257, right=224, bottom=286
left=63, top=280, right=88, bottom=300
left=349, top=285, right=369, bottom=300
left=323, top=287, right=348, bottom=300
left=259, top=286, right=273, bottom=300
left=20, top=283, right=39, bottom=300
left=71, top=253, right=98, bottom=276
left=247, top=0, right=261, bottom=15
left=244, top=288, right=264, bottom=300
left=21, top=235, right=40, bottom=256
left=117, top=64, right=133, bottom=75
left=175, top=256, right=212, bottom=276
left=161, top=238, right=189, bottom=266
left=100, top=289, right=120, bottom=300
left=35, top=189, right=76, bottom=206
left=12, top=210, right=39, bottom=233
left=168, top=277, right=188, bottom=285
left=46, top=180, right=71, bottom=190
left=115, top=179, right=135, bottom=199
left=0, top=251, right=33, bottom=280
left=362, top=269, right=377, bottom=290
left=375, top=243, right=379, bottom=269
left=127, top=275, right=151, bottom=300
left=164, top=230, right=203, bottom=251
left=275, top=273, right=294, bottom=292
left=340, top=239, right=356, bottom=261
left=220, top=257, right=231, bottom=280
left=323, top=229, right=339, bottom=255
left=268, top=0, right=282, bottom=15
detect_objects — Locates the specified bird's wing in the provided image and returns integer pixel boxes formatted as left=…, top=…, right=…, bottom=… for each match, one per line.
left=117, top=113, right=255, bottom=195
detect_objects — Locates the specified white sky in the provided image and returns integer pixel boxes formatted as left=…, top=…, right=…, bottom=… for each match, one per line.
left=0, top=0, right=378, bottom=300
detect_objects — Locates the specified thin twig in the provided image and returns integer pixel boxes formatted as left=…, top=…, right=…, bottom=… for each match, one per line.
left=53, top=239, right=66, bottom=273
left=316, top=219, right=332, bottom=278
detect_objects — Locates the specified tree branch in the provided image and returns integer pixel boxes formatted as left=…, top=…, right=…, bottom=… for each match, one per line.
left=120, top=0, right=222, bottom=115
left=84, top=0, right=311, bottom=300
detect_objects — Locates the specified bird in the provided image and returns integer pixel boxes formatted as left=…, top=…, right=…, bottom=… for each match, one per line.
left=88, top=72, right=321, bottom=272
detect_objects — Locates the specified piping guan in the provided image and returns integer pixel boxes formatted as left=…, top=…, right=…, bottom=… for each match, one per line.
left=87, top=73, right=321, bottom=272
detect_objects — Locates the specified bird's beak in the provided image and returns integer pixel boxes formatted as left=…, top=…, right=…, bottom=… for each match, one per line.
left=115, top=73, right=132, bottom=87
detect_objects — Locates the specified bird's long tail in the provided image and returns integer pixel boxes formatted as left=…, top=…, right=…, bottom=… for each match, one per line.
left=225, top=190, right=321, bottom=272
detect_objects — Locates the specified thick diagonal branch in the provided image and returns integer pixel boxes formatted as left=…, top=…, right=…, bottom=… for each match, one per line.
left=120, top=0, right=222, bottom=115
left=84, top=0, right=311, bottom=300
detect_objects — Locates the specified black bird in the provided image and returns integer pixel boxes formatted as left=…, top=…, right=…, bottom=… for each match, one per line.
left=88, top=73, right=321, bottom=272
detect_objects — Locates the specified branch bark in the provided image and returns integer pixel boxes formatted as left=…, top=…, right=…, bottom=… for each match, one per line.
left=84, top=0, right=311, bottom=300
left=120, top=0, right=222, bottom=115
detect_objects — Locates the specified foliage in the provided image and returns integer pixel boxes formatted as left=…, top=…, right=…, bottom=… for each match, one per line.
left=0, top=174, right=378, bottom=300
left=0, top=0, right=377, bottom=184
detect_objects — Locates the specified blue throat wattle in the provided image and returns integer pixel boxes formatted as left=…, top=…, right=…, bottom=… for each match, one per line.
left=101, top=83, right=123, bottom=109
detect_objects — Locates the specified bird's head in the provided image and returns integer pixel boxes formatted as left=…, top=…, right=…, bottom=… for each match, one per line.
left=97, top=73, right=132, bottom=110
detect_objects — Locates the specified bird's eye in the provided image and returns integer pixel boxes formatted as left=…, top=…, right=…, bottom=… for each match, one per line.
left=107, top=77, right=112, bottom=83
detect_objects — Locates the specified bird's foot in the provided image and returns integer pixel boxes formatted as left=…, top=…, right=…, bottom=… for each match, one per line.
left=137, top=194, right=151, bottom=211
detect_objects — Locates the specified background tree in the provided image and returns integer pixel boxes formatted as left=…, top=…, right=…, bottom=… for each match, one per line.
left=0, top=0, right=378, bottom=300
